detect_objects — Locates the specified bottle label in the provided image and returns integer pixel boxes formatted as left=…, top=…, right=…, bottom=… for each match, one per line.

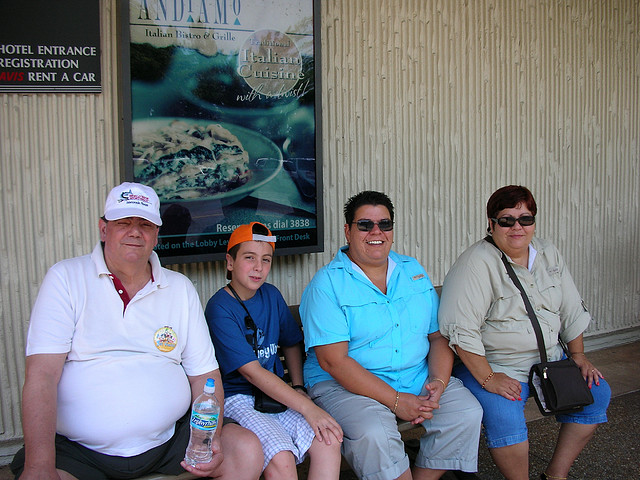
left=190, top=412, right=219, bottom=431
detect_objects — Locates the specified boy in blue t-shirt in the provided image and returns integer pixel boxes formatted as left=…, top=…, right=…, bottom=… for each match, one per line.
left=205, top=222, right=342, bottom=479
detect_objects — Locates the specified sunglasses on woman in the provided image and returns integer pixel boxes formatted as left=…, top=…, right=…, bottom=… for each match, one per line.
left=352, top=219, right=394, bottom=232
left=491, top=215, right=536, bottom=228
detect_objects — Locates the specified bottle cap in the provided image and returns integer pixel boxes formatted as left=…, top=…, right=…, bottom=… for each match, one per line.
left=204, top=378, right=215, bottom=394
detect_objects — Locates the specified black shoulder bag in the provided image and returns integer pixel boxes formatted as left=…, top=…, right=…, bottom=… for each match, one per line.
left=227, top=284, right=287, bottom=414
left=484, top=236, right=593, bottom=416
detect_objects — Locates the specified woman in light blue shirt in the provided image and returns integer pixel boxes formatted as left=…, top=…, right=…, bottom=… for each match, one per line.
left=302, top=190, right=483, bottom=480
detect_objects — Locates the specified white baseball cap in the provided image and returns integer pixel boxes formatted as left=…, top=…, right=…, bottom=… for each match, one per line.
left=103, top=182, right=162, bottom=226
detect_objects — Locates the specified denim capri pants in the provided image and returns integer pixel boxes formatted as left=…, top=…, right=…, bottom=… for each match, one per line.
left=453, top=363, right=611, bottom=449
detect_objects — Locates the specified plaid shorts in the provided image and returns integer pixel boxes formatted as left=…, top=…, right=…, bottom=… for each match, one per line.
left=224, top=394, right=316, bottom=471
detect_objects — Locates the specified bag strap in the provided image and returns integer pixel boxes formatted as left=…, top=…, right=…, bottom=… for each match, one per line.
left=484, top=236, right=549, bottom=363
left=227, top=283, right=259, bottom=353
left=226, top=283, right=281, bottom=377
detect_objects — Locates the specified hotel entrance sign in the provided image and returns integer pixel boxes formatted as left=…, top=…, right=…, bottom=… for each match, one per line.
left=0, top=0, right=101, bottom=93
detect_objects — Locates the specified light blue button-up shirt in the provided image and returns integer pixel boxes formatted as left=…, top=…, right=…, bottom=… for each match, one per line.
left=301, top=247, right=439, bottom=395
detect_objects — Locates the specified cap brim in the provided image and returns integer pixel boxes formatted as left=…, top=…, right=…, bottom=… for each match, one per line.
left=104, top=208, right=162, bottom=226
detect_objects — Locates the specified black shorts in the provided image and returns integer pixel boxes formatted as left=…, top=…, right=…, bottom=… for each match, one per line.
left=11, top=412, right=192, bottom=480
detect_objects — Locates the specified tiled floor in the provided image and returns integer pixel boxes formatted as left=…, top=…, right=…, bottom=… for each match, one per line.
left=2, top=341, right=638, bottom=480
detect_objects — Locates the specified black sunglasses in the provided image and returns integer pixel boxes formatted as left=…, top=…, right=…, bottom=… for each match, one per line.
left=244, top=315, right=258, bottom=347
left=244, top=315, right=257, bottom=332
left=491, top=215, right=536, bottom=228
left=352, top=219, right=394, bottom=232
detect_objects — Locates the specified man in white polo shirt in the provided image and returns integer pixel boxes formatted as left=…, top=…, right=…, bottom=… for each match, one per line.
left=11, top=182, right=263, bottom=480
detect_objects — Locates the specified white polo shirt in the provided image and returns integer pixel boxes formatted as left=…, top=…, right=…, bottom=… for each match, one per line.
left=26, top=243, right=218, bottom=456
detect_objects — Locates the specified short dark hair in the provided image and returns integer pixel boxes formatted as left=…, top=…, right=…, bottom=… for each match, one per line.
left=486, top=185, right=537, bottom=226
left=343, top=191, right=395, bottom=225
left=226, top=222, right=272, bottom=280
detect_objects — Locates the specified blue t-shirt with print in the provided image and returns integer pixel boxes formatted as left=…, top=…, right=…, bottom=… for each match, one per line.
left=205, top=283, right=303, bottom=397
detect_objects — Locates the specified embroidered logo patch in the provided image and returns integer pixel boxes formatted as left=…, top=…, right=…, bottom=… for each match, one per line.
left=412, top=274, right=425, bottom=281
left=154, top=326, right=177, bottom=352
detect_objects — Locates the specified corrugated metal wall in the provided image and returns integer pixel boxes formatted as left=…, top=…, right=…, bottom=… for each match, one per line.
left=0, top=1, right=122, bottom=455
left=1, top=0, right=638, bottom=458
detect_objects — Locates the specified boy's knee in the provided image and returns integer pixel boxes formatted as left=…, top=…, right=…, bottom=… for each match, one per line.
left=270, top=450, right=296, bottom=465
left=309, top=436, right=342, bottom=458
left=264, top=451, right=297, bottom=479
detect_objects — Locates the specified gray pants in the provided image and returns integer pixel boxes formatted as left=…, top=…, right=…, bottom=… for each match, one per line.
left=309, top=377, right=482, bottom=480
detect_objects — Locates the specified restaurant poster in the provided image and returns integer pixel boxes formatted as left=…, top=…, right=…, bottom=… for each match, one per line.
left=122, top=0, right=322, bottom=263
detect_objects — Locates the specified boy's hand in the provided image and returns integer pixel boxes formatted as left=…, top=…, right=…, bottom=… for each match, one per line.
left=301, top=403, right=344, bottom=445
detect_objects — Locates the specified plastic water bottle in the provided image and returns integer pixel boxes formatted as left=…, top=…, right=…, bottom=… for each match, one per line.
left=184, top=378, right=220, bottom=466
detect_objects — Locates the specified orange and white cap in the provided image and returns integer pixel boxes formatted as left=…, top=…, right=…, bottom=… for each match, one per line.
left=227, top=222, right=276, bottom=252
